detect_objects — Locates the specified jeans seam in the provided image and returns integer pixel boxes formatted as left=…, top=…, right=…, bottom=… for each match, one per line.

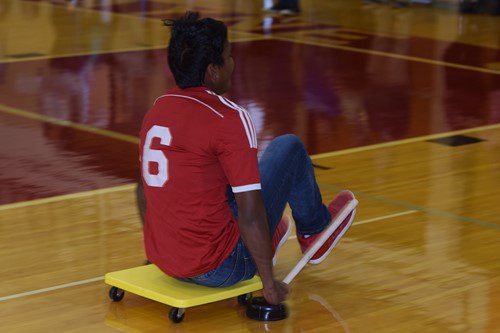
left=242, top=257, right=247, bottom=281
left=193, top=269, right=216, bottom=281
left=216, top=241, right=241, bottom=287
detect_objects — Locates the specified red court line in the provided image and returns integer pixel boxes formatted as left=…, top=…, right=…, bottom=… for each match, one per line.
left=0, top=112, right=137, bottom=205
left=0, top=39, right=497, bottom=143
left=304, top=33, right=500, bottom=69
left=1, top=40, right=499, bottom=204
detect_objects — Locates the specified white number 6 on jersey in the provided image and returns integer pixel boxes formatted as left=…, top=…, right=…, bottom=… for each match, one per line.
left=142, top=125, right=172, bottom=187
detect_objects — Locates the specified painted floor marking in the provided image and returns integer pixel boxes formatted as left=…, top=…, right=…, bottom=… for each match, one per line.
left=309, top=123, right=500, bottom=160
left=318, top=182, right=500, bottom=231
left=0, top=184, right=136, bottom=212
left=352, top=210, right=419, bottom=225
left=0, top=277, right=104, bottom=302
left=271, top=35, right=500, bottom=75
left=288, top=209, right=419, bottom=240
left=0, top=36, right=266, bottom=64
left=0, top=103, right=139, bottom=144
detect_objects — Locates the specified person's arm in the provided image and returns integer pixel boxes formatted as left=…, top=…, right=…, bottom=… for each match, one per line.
left=136, top=175, right=146, bottom=226
left=212, top=102, right=288, bottom=304
left=234, top=190, right=289, bottom=305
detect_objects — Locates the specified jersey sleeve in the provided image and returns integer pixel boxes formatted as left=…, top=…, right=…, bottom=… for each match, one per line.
left=213, top=108, right=261, bottom=193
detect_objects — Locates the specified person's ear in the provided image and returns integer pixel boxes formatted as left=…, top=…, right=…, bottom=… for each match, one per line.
left=205, top=64, right=219, bottom=83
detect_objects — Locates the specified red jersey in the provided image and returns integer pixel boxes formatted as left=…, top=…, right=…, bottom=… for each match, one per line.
left=139, top=86, right=260, bottom=278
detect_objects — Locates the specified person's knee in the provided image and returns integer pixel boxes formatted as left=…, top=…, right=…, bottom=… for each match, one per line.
left=273, top=134, right=305, bottom=153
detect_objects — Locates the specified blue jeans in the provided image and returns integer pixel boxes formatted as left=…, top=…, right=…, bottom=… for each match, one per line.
left=177, top=134, right=331, bottom=287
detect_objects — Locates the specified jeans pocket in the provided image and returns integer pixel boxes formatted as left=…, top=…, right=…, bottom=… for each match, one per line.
left=215, top=243, right=243, bottom=287
left=192, top=241, right=240, bottom=283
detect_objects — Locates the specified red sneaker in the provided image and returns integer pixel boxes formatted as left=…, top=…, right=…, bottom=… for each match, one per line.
left=271, top=215, right=293, bottom=266
left=297, top=190, right=356, bottom=265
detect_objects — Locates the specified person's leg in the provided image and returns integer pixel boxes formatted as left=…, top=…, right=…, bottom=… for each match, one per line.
left=258, top=134, right=331, bottom=236
left=182, top=134, right=331, bottom=287
left=226, top=134, right=330, bottom=237
left=265, top=0, right=286, bottom=11
left=259, top=135, right=356, bottom=265
left=281, top=0, right=299, bottom=8
left=280, top=0, right=300, bottom=14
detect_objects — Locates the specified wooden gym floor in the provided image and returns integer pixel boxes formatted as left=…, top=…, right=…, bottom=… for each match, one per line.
left=0, top=0, right=499, bottom=331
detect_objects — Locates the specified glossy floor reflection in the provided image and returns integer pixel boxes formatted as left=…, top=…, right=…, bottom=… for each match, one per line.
left=1, top=38, right=499, bottom=204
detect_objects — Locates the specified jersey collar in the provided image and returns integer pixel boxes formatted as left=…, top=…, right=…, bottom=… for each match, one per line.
left=175, top=86, right=214, bottom=94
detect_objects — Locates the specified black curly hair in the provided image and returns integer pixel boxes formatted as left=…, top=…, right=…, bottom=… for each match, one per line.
left=163, top=12, right=228, bottom=88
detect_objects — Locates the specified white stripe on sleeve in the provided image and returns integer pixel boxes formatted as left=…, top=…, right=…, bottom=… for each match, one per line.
left=231, top=183, right=262, bottom=193
left=226, top=98, right=256, bottom=147
left=215, top=95, right=254, bottom=148
left=205, top=90, right=258, bottom=148
left=242, top=109, right=257, bottom=148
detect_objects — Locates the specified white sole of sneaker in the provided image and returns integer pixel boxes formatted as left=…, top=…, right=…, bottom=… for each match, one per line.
left=308, top=208, right=356, bottom=265
left=272, top=215, right=293, bottom=266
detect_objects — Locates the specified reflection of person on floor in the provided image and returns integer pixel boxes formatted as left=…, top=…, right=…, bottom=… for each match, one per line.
left=265, top=0, right=301, bottom=15
left=460, top=0, right=500, bottom=14
left=136, top=12, right=356, bottom=305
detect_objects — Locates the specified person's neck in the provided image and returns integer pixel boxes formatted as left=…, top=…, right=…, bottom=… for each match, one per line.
left=203, top=82, right=224, bottom=95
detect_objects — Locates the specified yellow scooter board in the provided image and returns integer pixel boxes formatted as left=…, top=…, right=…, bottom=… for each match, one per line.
left=105, top=264, right=262, bottom=323
left=105, top=199, right=358, bottom=323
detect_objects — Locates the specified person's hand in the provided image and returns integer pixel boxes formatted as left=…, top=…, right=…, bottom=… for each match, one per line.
left=262, top=280, right=289, bottom=305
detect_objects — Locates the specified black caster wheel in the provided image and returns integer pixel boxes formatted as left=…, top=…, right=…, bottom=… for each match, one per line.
left=109, top=286, right=125, bottom=302
left=237, top=293, right=252, bottom=305
left=168, top=307, right=185, bottom=323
